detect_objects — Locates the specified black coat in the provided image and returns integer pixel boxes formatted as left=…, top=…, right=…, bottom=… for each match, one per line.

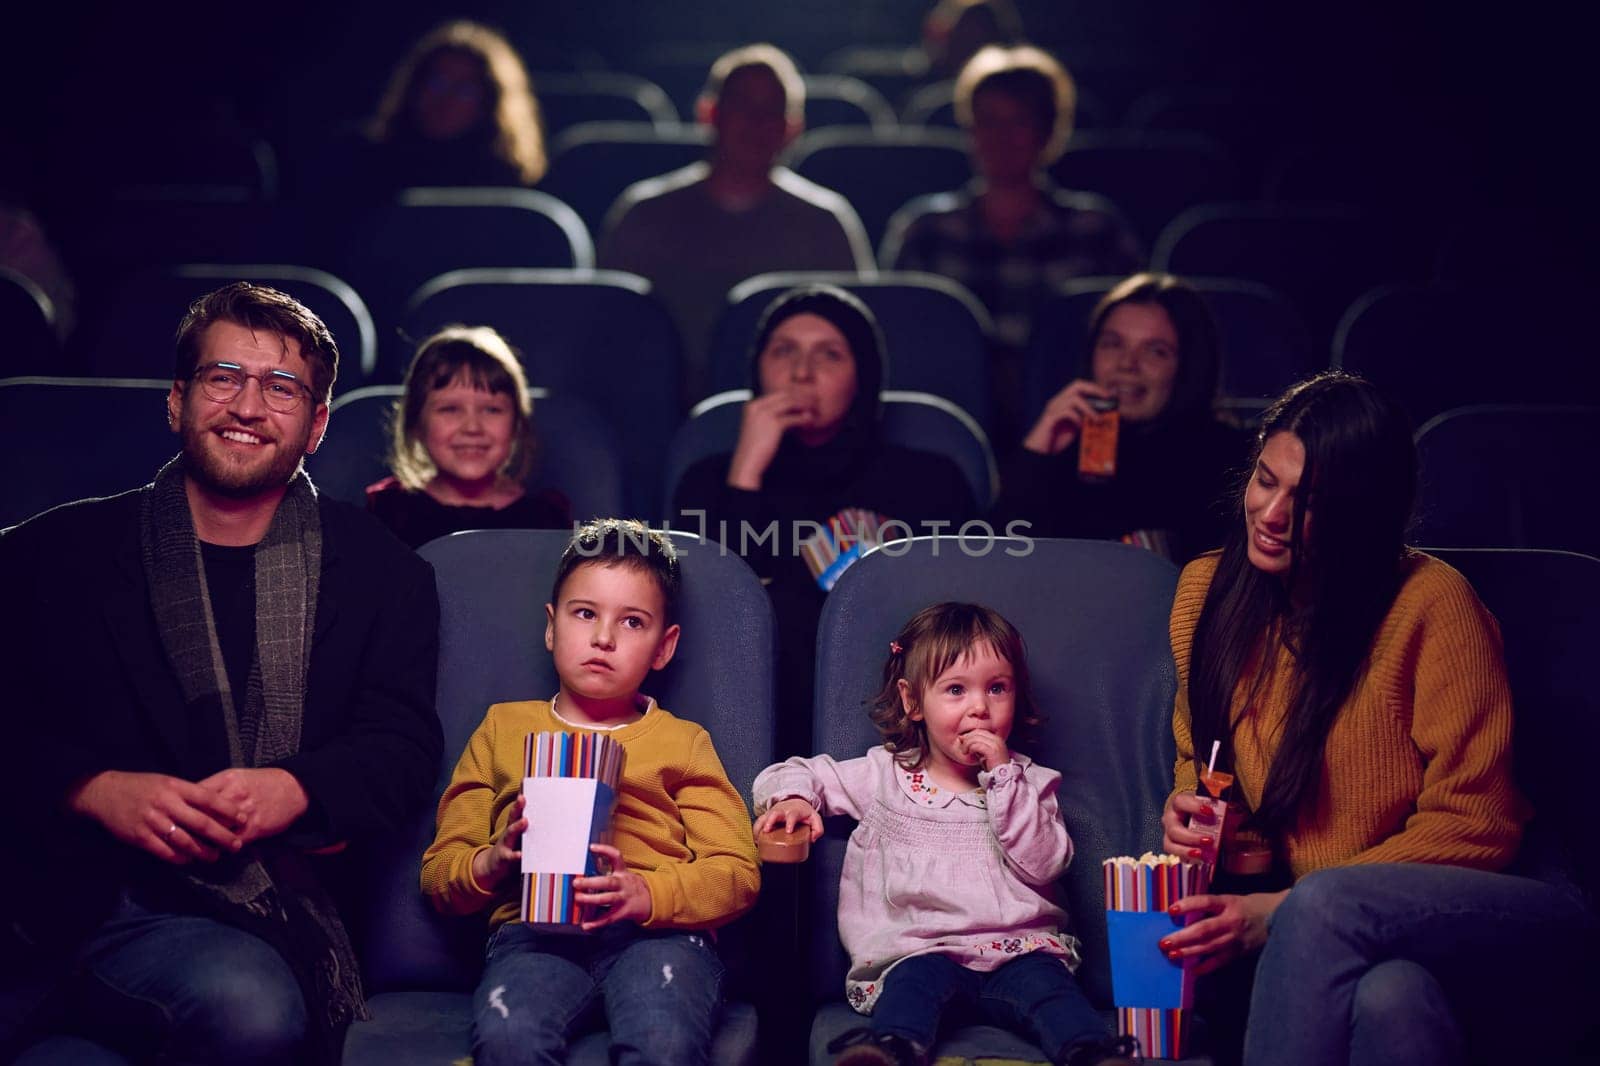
left=672, top=440, right=975, bottom=754
left=990, top=413, right=1250, bottom=565
left=0, top=488, right=442, bottom=953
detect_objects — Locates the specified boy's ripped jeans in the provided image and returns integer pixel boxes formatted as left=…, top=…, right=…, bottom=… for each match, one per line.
left=473, top=921, right=724, bottom=1066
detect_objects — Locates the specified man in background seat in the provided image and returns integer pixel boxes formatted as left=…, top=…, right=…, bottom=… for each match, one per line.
left=600, top=44, right=874, bottom=404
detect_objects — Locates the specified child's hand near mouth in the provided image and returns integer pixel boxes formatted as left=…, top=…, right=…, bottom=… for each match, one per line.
left=957, top=729, right=1011, bottom=771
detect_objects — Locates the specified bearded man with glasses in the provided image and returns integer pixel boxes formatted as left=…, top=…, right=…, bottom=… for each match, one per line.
left=0, top=282, right=442, bottom=1066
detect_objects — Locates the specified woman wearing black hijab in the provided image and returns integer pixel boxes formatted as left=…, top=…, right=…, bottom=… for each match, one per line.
left=673, top=285, right=975, bottom=753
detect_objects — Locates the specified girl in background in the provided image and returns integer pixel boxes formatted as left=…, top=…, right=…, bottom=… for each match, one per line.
left=992, top=272, right=1247, bottom=563
left=362, top=20, right=546, bottom=190
left=368, top=325, right=569, bottom=548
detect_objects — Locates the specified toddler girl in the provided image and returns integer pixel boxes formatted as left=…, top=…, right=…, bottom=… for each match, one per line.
left=753, top=602, right=1135, bottom=1066
left=366, top=324, right=570, bottom=547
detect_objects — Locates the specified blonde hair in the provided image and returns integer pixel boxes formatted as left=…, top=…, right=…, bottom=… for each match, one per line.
left=700, top=43, right=806, bottom=123
left=868, top=603, right=1040, bottom=769
left=369, top=20, right=547, bottom=185
left=387, top=325, right=536, bottom=491
left=954, top=44, right=1076, bottom=165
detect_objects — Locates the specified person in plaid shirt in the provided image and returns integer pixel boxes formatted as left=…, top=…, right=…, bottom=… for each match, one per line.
left=881, top=45, right=1142, bottom=442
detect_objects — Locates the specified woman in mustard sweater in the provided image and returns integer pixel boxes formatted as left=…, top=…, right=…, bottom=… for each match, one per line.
left=1159, top=372, right=1590, bottom=1066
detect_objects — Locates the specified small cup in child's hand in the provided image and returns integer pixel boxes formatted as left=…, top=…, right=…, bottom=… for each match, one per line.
left=756, top=824, right=811, bottom=863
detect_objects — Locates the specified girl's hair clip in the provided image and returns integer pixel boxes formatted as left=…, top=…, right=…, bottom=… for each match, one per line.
left=889, top=640, right=903, bottom=655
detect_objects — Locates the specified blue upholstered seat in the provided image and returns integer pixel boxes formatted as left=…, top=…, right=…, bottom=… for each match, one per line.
left=661, top=389, right=995, bottom=519
left=1429, top=549, right=1600, bottom=905
left=332, top=187, right=593, bottom=365
left=803, top=537, right=1186, bottom=1064
left=308, top=384, right=625, bottom=524
left=1333, top=283, right=1600, bottom=429
left=1153, top=202, right=1425, bottom=348
left=541, top=121, right=712, bottom=241
left=0, top=268, right=59, bottom=377
left=705, top=270, right=992, bottom=430
left=0, top=376, right=175, bottom=530
left=783, top=127, right=971, bottom=251
left=343, top=528, right=774, bottom=1065
left=402, top=267, right=683, bottom=516
left=83, top=264, right=377, bottom=386
left=1414, top=406, right=1600, bottom=559
left=530, top=72, right=681, bottom=140
left=1022, top=275, right=1319, bottom=427
left=1049, top=132, right=1241, bottom=249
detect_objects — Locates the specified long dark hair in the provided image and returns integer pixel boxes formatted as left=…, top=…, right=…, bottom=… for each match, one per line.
left=368, top=20, right=546, bottom=184
left=1083, top=272, right=1222, bottom=422
left=1188, top=372, right=1415, bottom=836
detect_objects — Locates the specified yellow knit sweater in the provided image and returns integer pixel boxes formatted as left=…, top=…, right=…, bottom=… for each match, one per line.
left=1170, top=551, right=1528, bottom=879
left=421, top=699, right=760, bottom=931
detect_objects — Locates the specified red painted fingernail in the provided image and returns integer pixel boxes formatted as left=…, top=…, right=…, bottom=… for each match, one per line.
left=1157, top=939, right=1171, bottom=950
left=1187, top=848, right=1203, bottom=858
left=1167, top=951, right=1181, bottom=961
left=1167, top=904, right=1181, bottom=915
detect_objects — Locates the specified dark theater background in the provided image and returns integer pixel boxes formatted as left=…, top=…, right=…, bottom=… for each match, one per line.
left=1, top=0, right=1590, bottom=517
left=1, top=0, right=1591, bottom=346
left=0, top=2, right=1595, bottom=1062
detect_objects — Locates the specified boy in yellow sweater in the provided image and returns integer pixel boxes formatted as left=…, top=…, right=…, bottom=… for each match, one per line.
left=421, top=519, right=760, bottom=1065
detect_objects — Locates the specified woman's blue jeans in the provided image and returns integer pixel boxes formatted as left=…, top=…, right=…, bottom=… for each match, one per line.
left=472, top=921, right=725, bottom=1066
left=869, top=950, right=1107, bottom=1059
left=1241, top=863, right=1594, bottom=1066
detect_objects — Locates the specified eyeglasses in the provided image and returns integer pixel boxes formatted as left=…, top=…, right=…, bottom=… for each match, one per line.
left=191, top=362, right=312, bottom=413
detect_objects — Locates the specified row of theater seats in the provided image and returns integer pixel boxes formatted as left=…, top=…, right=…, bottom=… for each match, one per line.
left=524, top=72, right=1240, bottom=147
left=7, top=250, right=1589, bottom=434
left=331, top=530, right=1598, bottom=1065
left=100, top=73, right=1360, bottom=203
left=46, top=171, right=1466, bottom=343
left=529, top=122, right=1242, bottom=251
left=501, top=75, right=1487, bottom=220
left=308, top=384, right=994, bottom=531
left=3, top=370, right=1595, bottom=563
left=40, top=119, right=1489, bottom=346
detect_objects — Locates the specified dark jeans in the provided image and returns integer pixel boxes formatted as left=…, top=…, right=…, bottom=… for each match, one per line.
left=1246, top=863, right=1594, bottom=1066
left=1197, top=863, right=1594, bottom=1066
left=473, top=920, right=725, bottom=1066
left=869, top=951, right=1106, bottom=1059
left=10, top=895, right=306, bottom=1066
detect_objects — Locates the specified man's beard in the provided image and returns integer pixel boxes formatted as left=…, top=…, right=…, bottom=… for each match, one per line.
left=179, top=421, right=307, bottom=499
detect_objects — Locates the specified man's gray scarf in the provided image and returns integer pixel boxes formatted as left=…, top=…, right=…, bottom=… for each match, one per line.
left=139, top=457, right=367, bottom=1062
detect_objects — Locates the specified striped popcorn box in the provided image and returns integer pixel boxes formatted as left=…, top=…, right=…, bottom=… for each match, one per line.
left=1102, top=853, right=1211, bottom=1059
left=800, top=508, right=888, bottom=591
left=520, top=730, right=627, bottom=930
